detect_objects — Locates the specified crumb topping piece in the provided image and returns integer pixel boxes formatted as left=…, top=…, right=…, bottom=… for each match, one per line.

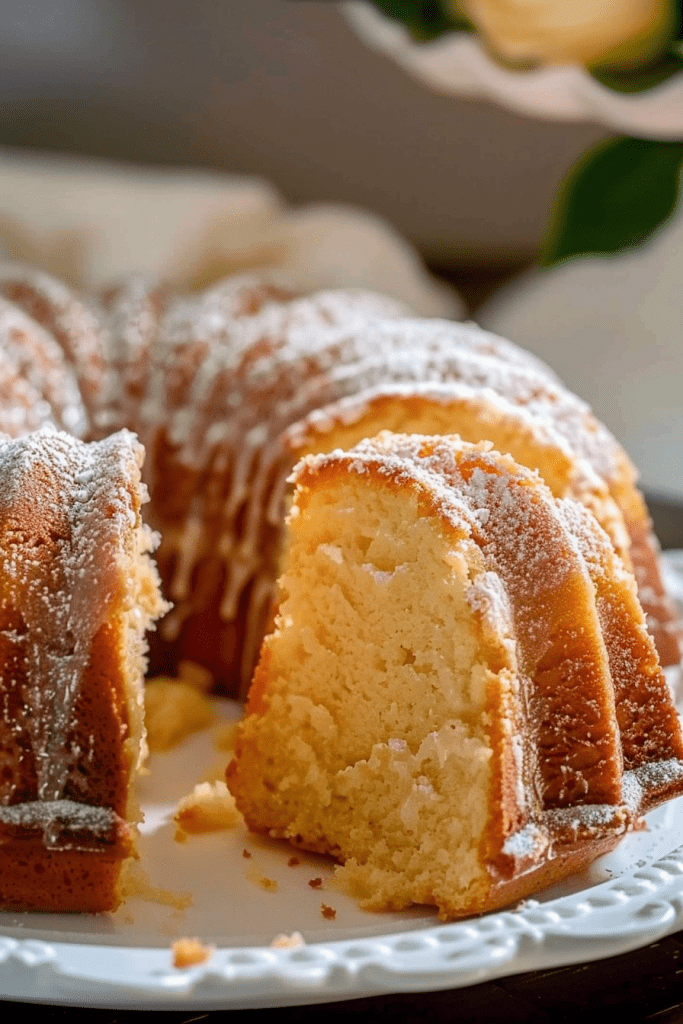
left=271, top=931, right=305, bottom=948
left=171, top=937, right=215, bottom=969
left=145, top=677, right=215, bottom=753
left=174, top=781, right=241, bottom=837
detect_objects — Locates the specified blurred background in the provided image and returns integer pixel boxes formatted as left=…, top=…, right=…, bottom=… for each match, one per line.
left=0, top=0, right=606, bottom=287
left=0, top=0, right=681, bottom=518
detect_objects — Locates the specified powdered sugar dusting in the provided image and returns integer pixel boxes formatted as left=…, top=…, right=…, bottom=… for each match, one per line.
left=0, top=297, right=87, bottom=437
left=467, top=571, right=514, bottom=652
left=0, top=264, right=674, bottom=706
left=0, top=263, right=106, bottom=415
left=0, top=428, right=146, bottom=839
left=297, top=432, right=683, bottom=845
left=0, top=798, right=119, bottom=834
left=0, top=265, right=681, bottom=898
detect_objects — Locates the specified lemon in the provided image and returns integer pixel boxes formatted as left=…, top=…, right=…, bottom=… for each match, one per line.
left=453, top=0, right=677, bottom=70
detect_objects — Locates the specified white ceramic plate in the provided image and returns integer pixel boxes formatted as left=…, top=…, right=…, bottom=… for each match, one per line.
left=343, top=2, right=683, bottom=138
left=2, top=552, right=683, bottom=1010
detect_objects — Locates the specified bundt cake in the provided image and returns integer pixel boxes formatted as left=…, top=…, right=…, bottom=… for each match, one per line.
left=0, top=429, right=166, bottom=911
left=0, top=262, right=678, bottom=705
left=228, top=433, right=683, bottom=918
left=0, top=262, right=681, bottom=914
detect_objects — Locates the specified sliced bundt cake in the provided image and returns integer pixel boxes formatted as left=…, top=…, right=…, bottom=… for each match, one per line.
left=0, top=430, right=167, bottom=911
left=228, top=433, right=683, bottom=918
left=0, top=264, right=677, bottom=700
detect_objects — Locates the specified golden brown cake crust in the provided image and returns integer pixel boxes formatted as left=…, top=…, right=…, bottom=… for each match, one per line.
left=0, top=430, right=165, bottom=912
left=0, top=263, right=677, bottom=703
left=0, top=264, right=681, bottom=914
left=286, top=388, right=681, bottom=673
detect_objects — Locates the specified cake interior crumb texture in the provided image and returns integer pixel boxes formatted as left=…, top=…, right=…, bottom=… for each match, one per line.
left=229, top=434, right=683, bottom=918
left=232, top=456, right=514, bottom=913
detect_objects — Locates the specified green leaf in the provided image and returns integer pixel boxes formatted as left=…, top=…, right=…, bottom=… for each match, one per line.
left=369, top=1, right=472, bottom=42
left=591, top=45, right=683, bottom=93
left=541, top=136, right=683, bottom=267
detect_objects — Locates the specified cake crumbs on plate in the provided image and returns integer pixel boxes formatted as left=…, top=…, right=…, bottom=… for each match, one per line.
left=270, top=931, right=306, bottom=949
left=287, top=856, right=300, bottom=867
left=242, top=848, right=252, bottom=859
left=308, top=877, right=323, bottom=889
left=513, top=898, right=540, bottom=913
left=145, top=676, right=215, bottom=752
left=174, top=780, right=242, bottom=839
left=177, top=659, right=214, bottom=692
left=172, top=937, right=215, bottom=968
left=120, top=862, right=193, bottom=911
left=246, top=864, right=279, bottom=891
left=321, top=903, right=336, bottom=920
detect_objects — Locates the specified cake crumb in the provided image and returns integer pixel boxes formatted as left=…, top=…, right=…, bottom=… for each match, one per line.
left=145, top=677, right=215, bottom=752
left=242, top=848, right=252, bottom=859
left=513, top=898, right=540, bottom=913
left=246, top=864, right=279, bottom=891
left=120, top=862, right=193, bottom=911
left=174, top=781, right=242, bottom=837
left=178, top=659, right=214, bottom=693
left=320, top=903, right=336, bottom=920
left=308, top=877, right=323, bottom=889
left=287, top=856, right=300, bottom=867
left=271, top=931, right=305, bottom=949
left=172, top=937, right=215, bottom=968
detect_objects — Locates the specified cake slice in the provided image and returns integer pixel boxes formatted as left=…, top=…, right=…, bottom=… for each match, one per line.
left=0, top=429, right=167, bottom=911
left=228, top=432, right=683, bottom=918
